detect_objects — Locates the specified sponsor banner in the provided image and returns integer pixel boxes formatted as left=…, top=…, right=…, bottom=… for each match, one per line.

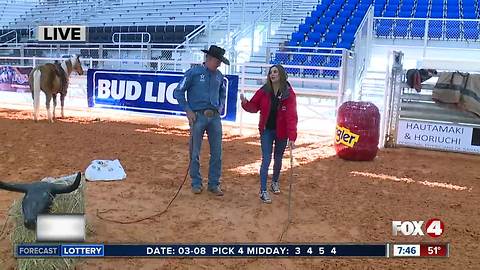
left=397, top=119, right=480, bottom=154
left=87, top=69, right=239, bottom=121
left=0, top=66, right=32, bottom=92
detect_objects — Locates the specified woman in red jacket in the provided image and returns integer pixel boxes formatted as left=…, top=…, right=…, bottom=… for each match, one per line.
left=240, top=64, right=298, bottom=203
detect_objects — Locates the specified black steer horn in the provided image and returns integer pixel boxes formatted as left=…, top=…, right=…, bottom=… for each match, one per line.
left=0, top=172, right=82, bottom=230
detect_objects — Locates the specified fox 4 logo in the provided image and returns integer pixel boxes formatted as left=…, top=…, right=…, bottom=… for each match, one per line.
left=392, top=218, right=444, bottom=238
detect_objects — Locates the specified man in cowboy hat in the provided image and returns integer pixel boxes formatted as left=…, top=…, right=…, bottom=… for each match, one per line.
left=173, top=45, right=230, bottom=196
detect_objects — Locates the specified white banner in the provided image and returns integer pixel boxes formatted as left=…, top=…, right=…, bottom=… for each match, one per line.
left=37, top=214, right=85, bottom=242
left=38, top=26, right=87, bottom=42
left=397, top=119, right=480, bottom=154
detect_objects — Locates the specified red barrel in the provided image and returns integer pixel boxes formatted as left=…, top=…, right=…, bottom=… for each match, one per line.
left=335, top=101, right=380, bottom=161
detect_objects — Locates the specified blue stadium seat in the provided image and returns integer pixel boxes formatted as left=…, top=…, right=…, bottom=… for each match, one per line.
left=350, top=17, right=363, bottom=27
left=344, top=2, right=357, bottom=8
left=428, top=21, right=443, bottom=39
left=292, top=32, right=305, bottom=43
left=335, top=16, right=349, bottom=26
left=314, top=6, right=327, bottom=15
left=399, top=10, right=412, bottom=17
left=329, top=24, right=343, bottom=33
left=383, top=10, right=397, bottom=17
left=356, top=5, right=370, bottom=13
left=312, top=9, right=325, bottom=19
left=269, top=57, right=281, bottom=65
left=400, top=4, right=414, bottom=11
left=305, top=16, right=318, bottom=26
left=299, top=40, right=315, bottom=52
left=376, top=19, right=393, bottom=37
left=303, top=60, right=322, bottom=77
left=318, top=41, right=333, bottom=50
left=319, top=17, right=333, bottom=25
left=374, top=5, right=385, bottom=12
left=414, top=9, right=428, bottom=17
left=300, top=40, right=316, bottom=49
left=274, top=52, right=289, bottom=64
left=352, top=10, right=366, bottom=19
left=345, top=24, right=358, bottom=34
left=411, top=26, right=425, bottom=38
left=463, top=12, right=477, bottom=19
left=446, top=12, right=460, bottom=19
left=340, top=9, right=354, bottom=18
left=293, top=53, right=308, bottom=64
left=307, top=31, right=322, bottom=43
left=446, top=21, right=461, bottom=39
left=412, top=20, right=426, bottom=28
left=394, top=21, right=409, bottom=37
left=311, top=54, right=326, bottom=65
left=464, top=26, right=480, bottom=40
left=446, top=0, right=459, bottom=6
left=416, top=4, right=428, bottom=10
left=341, top=32, right=355, bottom=43
left=336, top=40, right=353, bottom=49
left=462, top=0, right=475, bottom=7
left=431, top=6, right=443, bottom=13
left=430, top=11, right=444, bottom=18
left=325, top=32, right=339, bottom=43
left=325, top=10, right=338, bottom=18
left=323, top=57, right=341, bottom=77
left=464, top=21, right=479, bottom=29
left=298, top=23, right=311, bottom=34
left=314, top=24, right=328, bottom=34
left=287, top=40, right=298, bottom=47
left=446, top=9, right=459, bottom=18
left=386, top=5, right=398, bottom=12
left=330, top=4, right=342, bottom=11
left=284, top=61, right=300, bottom=75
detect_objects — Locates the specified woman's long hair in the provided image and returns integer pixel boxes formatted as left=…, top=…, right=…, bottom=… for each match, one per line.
left=265, top=64, right=289, bottom=94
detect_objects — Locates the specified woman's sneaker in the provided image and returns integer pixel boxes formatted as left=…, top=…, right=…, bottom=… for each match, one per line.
left=259, top=190, right=272, bottom=204
left=270, top=181, right=280, bottom=194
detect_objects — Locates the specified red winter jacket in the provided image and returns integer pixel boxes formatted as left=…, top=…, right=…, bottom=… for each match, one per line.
left=241, top=83, right=298, bottom=141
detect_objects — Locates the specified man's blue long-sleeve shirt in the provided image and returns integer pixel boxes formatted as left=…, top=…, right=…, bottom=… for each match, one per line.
left=173, top=65, right=227, bottom=114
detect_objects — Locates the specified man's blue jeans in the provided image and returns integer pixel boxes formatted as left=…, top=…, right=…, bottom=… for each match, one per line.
left=190, top=112, right=222, bottom=189
left=260, top=129, right=287, bottom=192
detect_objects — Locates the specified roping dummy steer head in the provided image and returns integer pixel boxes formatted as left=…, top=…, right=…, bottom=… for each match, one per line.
left=0, top=172, right=82, bottom=230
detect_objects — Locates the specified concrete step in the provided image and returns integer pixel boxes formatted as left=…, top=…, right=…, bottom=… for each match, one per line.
left=281, top=22, right=302, bottom=26
left=275, top=30, right=295, bottom=35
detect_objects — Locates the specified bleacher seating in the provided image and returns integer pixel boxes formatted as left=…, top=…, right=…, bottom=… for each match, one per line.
left=374, top=0, right=480, bottom=40
left=269, top=0, right=373, bottom=78
left=287, top=0, right=373, bottom=51
left=2, top=0, right=278, bottom=45
left=0, top=1, right=36, bottom=29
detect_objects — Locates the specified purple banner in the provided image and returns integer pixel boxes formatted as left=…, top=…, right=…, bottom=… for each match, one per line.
left=0, top=66, right=32, bottom=92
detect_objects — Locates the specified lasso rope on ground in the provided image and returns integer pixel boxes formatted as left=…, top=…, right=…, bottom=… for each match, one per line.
left=279, top=146, right=294, bottom=242
left=95, top=168, right=188, bottom=224
left=96, top=129, right=193, bottom=224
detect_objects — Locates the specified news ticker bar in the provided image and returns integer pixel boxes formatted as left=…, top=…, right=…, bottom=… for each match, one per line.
left=15, top=243, right=449, bottom=258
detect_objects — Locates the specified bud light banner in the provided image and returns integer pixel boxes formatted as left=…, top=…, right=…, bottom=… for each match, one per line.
left=86, top=69, right=239, bottom=121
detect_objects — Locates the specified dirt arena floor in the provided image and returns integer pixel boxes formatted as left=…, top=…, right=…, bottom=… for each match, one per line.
left=0, top=108, right=478, bottom=270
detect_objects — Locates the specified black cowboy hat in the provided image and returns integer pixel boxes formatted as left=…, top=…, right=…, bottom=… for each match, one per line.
left=201, top=45, right=230, bottom=65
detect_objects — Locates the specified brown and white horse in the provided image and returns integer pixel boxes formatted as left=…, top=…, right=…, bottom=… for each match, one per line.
left=29, top=55, right=84, bottom=122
